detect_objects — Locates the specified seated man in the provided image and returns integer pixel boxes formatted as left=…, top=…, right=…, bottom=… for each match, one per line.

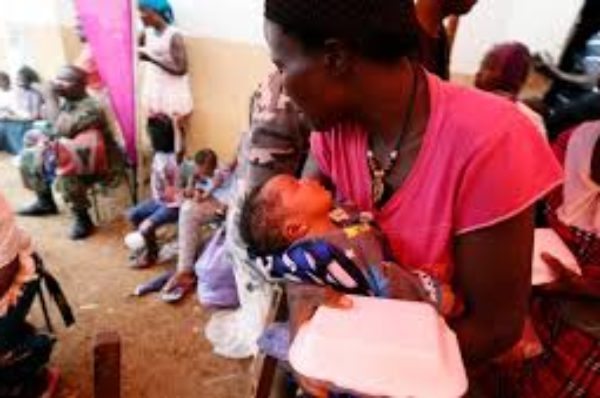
left=18, top=66, right=118, bottom=240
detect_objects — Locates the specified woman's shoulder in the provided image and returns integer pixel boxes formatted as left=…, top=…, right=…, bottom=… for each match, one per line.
left=434, top=78, right=541, bottom=153
left=165, top=25, right=184, bottom=40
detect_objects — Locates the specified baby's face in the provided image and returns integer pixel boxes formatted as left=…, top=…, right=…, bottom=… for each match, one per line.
left=262, top=174, right=333, bottom=220
left=194, top=162, right=215, bottom=179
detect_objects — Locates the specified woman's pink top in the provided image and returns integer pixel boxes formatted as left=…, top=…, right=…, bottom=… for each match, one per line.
left=311, top=73, right=563, bottom=283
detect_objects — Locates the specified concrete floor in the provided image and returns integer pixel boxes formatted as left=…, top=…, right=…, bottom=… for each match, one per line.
left=0, top=153, right=252, bottom=398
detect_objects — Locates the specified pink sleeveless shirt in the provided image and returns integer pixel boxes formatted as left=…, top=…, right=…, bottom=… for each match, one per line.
left=311, top=73, right=563, bottom=282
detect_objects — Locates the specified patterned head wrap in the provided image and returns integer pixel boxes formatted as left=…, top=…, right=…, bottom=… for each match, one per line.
left=139, top=0, right=174, bottom=24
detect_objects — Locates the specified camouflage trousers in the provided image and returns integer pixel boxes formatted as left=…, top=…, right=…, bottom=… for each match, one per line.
left=19, top=145, right=99, bottom=212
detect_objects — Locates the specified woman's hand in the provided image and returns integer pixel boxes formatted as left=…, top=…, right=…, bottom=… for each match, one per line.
left=286, top=284, right=352, bottom=395
left=537, top=252, right=600, bottom=300
left=163, top=186, right=178, bottom=203
left=162, top=269, right=196, bottom=294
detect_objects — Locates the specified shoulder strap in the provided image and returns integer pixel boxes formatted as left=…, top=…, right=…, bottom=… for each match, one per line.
left=33, top=253, right=75, bottom=332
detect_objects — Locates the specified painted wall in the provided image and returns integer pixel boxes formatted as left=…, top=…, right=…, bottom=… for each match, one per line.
left=0, top=0, right=586, bottom=160
left=0, top=0, right=68, bottom=79
left=167, top=0, right=270, bottom=160
left=451, top=0, right=584, bottom=74
left=166, top=0, right=584, bottom=156
left=182, top=36, right=271, bottom=160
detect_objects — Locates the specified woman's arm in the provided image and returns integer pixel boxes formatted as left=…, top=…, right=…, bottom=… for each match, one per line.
left=445, top=16, right=460, bottom=54
left=141, top=33, right=188, bottom=76
left=450, top=207, right=534, bottom=367
left=415, top=0, right=443, bottom=37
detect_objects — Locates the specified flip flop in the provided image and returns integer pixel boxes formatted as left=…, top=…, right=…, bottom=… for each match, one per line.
left=160, top=286, right=186, bottom=303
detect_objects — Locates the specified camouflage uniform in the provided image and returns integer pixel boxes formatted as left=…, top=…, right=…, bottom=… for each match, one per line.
left=206, top=72, right=311, bottom=358
left=19, top=96, right=118, bottom=212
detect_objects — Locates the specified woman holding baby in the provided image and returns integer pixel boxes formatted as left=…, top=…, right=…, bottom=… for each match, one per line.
left=260, top=0, right=599, bottom=396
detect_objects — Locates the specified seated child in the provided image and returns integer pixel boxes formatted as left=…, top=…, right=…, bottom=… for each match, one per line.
left=240, top=175, right=457, bottom=314
left=183, top=148, right=235, bottom=220
left=160, top=149, right=237, bottom=298
left=126, top=114, right=182, bottom=268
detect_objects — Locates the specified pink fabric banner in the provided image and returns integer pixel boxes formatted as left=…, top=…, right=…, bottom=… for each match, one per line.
left=75, top=0, right=137, bottom=164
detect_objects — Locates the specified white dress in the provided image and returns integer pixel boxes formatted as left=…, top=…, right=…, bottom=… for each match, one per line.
left=141, top=26, right=194, bottom=117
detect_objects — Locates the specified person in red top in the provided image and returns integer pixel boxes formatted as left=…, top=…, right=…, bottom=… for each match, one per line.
left=259, top=0, right=584, bottom=396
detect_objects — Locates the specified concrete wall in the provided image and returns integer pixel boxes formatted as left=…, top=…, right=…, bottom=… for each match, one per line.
left=167, top=0, right=270, bottom=161
left=452, top=0, right=584, bottom=74
left=0, top=0, right=69, bottom=79
left=0, top=0, right=586, bottom=160
left=168, top=0, right=584, bottom=157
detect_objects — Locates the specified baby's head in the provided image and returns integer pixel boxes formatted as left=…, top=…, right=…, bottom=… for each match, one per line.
left=193, top=149, right=218, bottom=179
left=475, top=42, right=531, bottom=98
left=240, top=174, right=333, bottom=255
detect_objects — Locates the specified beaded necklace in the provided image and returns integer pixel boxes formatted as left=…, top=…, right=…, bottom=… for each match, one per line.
left=366, top=66, right=418, bottom=207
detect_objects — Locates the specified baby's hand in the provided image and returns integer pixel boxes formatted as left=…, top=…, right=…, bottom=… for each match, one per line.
left=182, top=188, right=194, bottom=199
left=164, top=187, right=177, bottom=202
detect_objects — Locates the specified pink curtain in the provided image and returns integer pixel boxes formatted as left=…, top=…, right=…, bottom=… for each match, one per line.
left=75, top=0, right=137, bottom=164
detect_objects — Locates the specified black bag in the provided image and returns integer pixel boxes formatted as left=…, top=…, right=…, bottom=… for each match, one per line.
left=0, top=254, right=74, bottom=397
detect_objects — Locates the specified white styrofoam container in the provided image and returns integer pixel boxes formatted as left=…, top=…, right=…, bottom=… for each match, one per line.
left=289, top=296, right=468, bottom=398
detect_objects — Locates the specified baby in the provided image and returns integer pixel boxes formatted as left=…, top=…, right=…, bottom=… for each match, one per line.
left=184, top=148, right=234, bottom=215
left=240, top=175, right=457, bottom=314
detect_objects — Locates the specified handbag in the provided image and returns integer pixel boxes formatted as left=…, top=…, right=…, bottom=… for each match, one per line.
left=195, top=227, right=239, bottom=308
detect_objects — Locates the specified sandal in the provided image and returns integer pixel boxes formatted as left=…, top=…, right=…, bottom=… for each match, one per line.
left=160, top=286, right=186, bottom=303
